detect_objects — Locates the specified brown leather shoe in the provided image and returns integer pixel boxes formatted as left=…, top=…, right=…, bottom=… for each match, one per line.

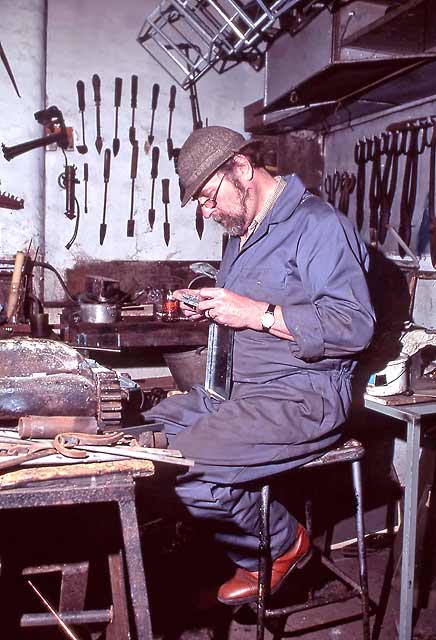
left=217, top=523, right=311, bottom=605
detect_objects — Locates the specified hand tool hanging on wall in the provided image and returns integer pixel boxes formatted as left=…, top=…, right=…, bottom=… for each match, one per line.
left=100, top=148, right=111, bottom=245
left=368, top=136, right=382, bottom=247
left=428, top=122, right=436, bottom=267
left=354, top=139, right=367, bottom=232
left=398, top=126, right=422, bottom=256
left=129, top=74, right=138, bottom=145
left=189, top=82, right=203, bottom=130
left=148, top=83, right=159, bottom=146
left=0, top=190, right=24, bottom=210
left=378, top=131, right=400, bottom=244
left=324, top=170, right=340, bottom=207
left=148, top=146, right=159, bottom=229
left=167, top=85, right=176, bottom=160
left=195, top=202, right=204, bottom=239
left=60, top=164, right=79, bottom=220
left=0, top=39, right=20, bottom=98
left=337, top=171, right=356, bottom=216
left=112, top=77, right=122, bottom=157
left=92, top=73, right=103, bottom=154
left=76, top=80, right=88, bottom=154
left=83, top=162, right=88, bottom=213
left=162, top=178, right=171, bottom=246
left=127, top=142, right=139, bottom=237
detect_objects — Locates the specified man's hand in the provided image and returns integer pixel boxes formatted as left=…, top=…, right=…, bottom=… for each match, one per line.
left=196, top=287, right=266, bottom=329
left=173, top=288, right=204, bottom=321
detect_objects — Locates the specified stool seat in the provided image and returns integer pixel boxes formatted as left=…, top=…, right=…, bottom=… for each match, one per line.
left=256, top=437, right=370, bottom=640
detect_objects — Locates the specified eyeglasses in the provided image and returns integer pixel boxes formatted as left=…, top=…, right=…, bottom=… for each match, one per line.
left=196, top=173, right=225, bottom=210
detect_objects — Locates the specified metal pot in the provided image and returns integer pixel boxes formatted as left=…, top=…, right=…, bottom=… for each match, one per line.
left=74, top=302, right=120, bottom=324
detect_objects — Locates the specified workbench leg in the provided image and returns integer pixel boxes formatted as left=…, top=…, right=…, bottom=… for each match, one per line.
left=399, top=417, right=421, bottom=640
left=118, top=490, right=152, bottom=640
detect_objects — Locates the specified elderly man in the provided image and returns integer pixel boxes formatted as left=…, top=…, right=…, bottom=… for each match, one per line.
left=144, top=126, right=375, bottom=605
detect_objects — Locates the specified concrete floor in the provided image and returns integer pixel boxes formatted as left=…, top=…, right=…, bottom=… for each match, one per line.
left=143, top=528, right=436, bottom=640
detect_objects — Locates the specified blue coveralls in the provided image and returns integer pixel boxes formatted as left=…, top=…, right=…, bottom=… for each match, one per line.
left=144, top=175, right=375, bottom=570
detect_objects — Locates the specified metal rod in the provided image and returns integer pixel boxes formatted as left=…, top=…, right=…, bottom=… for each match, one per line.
left=27, top=580, right=82, bottom=640
left=21, top=609, right=112, bottom=628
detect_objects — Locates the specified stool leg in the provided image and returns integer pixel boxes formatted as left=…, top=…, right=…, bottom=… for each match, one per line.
left=257, top=483, right=271, bottom=640
left=118, top=490, right=153, bottom=640
left=352, top=459, right=371, bottom=640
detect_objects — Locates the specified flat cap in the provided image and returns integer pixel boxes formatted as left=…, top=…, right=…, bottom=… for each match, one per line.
left=178, top=126, right=256, bottom=206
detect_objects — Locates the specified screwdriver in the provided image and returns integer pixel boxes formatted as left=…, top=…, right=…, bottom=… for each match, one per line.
left=127, top=142, right=139, bottom=237
left=148, top=146, right=159, bottom=230
left=100, top=148, right=111, bottom=245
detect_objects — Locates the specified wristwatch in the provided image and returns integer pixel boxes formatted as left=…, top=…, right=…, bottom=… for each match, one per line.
left=261, top=303, right=276, bottom=332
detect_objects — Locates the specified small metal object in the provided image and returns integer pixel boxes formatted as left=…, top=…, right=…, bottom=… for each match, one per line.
left=180, top=292, right=199, bottom=309
left=112, top=77, right=122, bottom=157
left=92, top=74, right=103, bottom=154
left=0, top=39, right=21, bottom=98
left=162, top=178, right=170, bottom=245
left=76, top=80, right=88, bottom=154
left=100, top=148, right=111, bottom=245
left=129, top=74, right=138, bottom=145
left=83, top=162, right=88, bottom=213
left=148, top=146, right=159, bottom=229
left=324, top=170, right=340, bottom=207
left=148, top=83, right=159, bottom=146
left=127, top=142, right=139, bottom=236
left=167, top=85, right=176, bottom=159
left=162, top=288, right=179, bottom=321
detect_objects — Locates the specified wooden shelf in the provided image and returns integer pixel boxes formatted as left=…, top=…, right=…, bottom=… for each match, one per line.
left=343, top=0, right=436, bottom=55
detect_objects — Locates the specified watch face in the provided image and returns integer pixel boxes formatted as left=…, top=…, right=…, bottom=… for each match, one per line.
left=261, top=312, right=275, bottom=329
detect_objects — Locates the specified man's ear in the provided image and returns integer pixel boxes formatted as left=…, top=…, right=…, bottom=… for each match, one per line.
left=233, top=154, right=254, bottom=182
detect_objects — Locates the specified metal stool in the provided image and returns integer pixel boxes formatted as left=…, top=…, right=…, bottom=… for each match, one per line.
left=256, top=438, right=370, bottom=640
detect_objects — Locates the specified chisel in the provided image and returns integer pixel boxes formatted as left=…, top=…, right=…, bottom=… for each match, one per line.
left=129, top=74, right=138, bottom=145
left=83, top=162, right=88, bottom=213
left=148, top=146, right=159, bottom=229
left=112, top=77, right=122, bottom=157
left=127, top=142, right=139, bottom=237
left=148, top=83, right=159, bottom=146
left=162, top=178, right=170, bottom=246
left=100, top=148, right=111, bottom=245
left=167, top=85, right=176, bottom=160
left=92, top=73, right=103, bottom=154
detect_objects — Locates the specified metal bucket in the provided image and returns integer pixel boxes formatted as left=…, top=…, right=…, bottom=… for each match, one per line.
left=164, top=348, right=207, bottom=391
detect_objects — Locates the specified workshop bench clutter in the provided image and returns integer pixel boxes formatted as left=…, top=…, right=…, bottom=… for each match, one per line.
left=0, top=461, right=154, bottom=639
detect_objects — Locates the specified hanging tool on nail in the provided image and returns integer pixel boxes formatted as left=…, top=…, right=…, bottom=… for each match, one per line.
left=100, top=148, right=111, bottom=245
left=58, top=163, right=79, bottom=220
left=167, top=85, right=176, bottom=160
left=188, top=82, right=203, bottom=130
left=76, top=80, right=88, bottom=154
left=0, top=39, right=21, bottom=98
left=368, top=136, right=382, bottom=247
left=354, top=139, right=367, bottom=232
left=195, top=202, right=204, bottom=239
left=398, top=126, right=421, bottom=257
left=83, top=162, right=88, bottom=213
left=92, top=73, right=103, bottom=154
left=148, top=83, right=159, bottom=147
left=337, top=171, right=356, bottom=216
left=129, top=74, right=138, bottom=145
left=112, top=77, right=122, bottom=157
left=127, top=142, right=139, bottom=237
left=378, top=131, right=400, bottom=244
left=162, top=178, right=171, bottom=246
left=148, top=146, right=159, bottom=230
left=324, top=170, right=340, bottom=207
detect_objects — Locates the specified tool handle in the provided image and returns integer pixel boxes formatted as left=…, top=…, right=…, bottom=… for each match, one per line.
left=84, top=162, right=88, bottom=181
left=130, top=142, right=139, bottom=180
left=104, top=148, right=111, bottom=182
left=131, top=74, right=138, bottom=108
left=151, top=146, right=160, bottom=179
left=162, top=178, right=170, bottom=205
left=92, top=73, right=101, bottom=104
left=169, top=85, right=176, bottom=111
left=151, top=83, right=159, bottom=110
left=114, top=77, right=122, bottom=108
left=77, top=80, right=85, bottom=112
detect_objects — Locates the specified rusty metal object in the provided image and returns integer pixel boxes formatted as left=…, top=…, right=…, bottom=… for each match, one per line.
left=27, top=580, right=82, bottom=640
left=0, top=338, right=122, bottom=428
left=18, top=416, right=99, bottom=439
